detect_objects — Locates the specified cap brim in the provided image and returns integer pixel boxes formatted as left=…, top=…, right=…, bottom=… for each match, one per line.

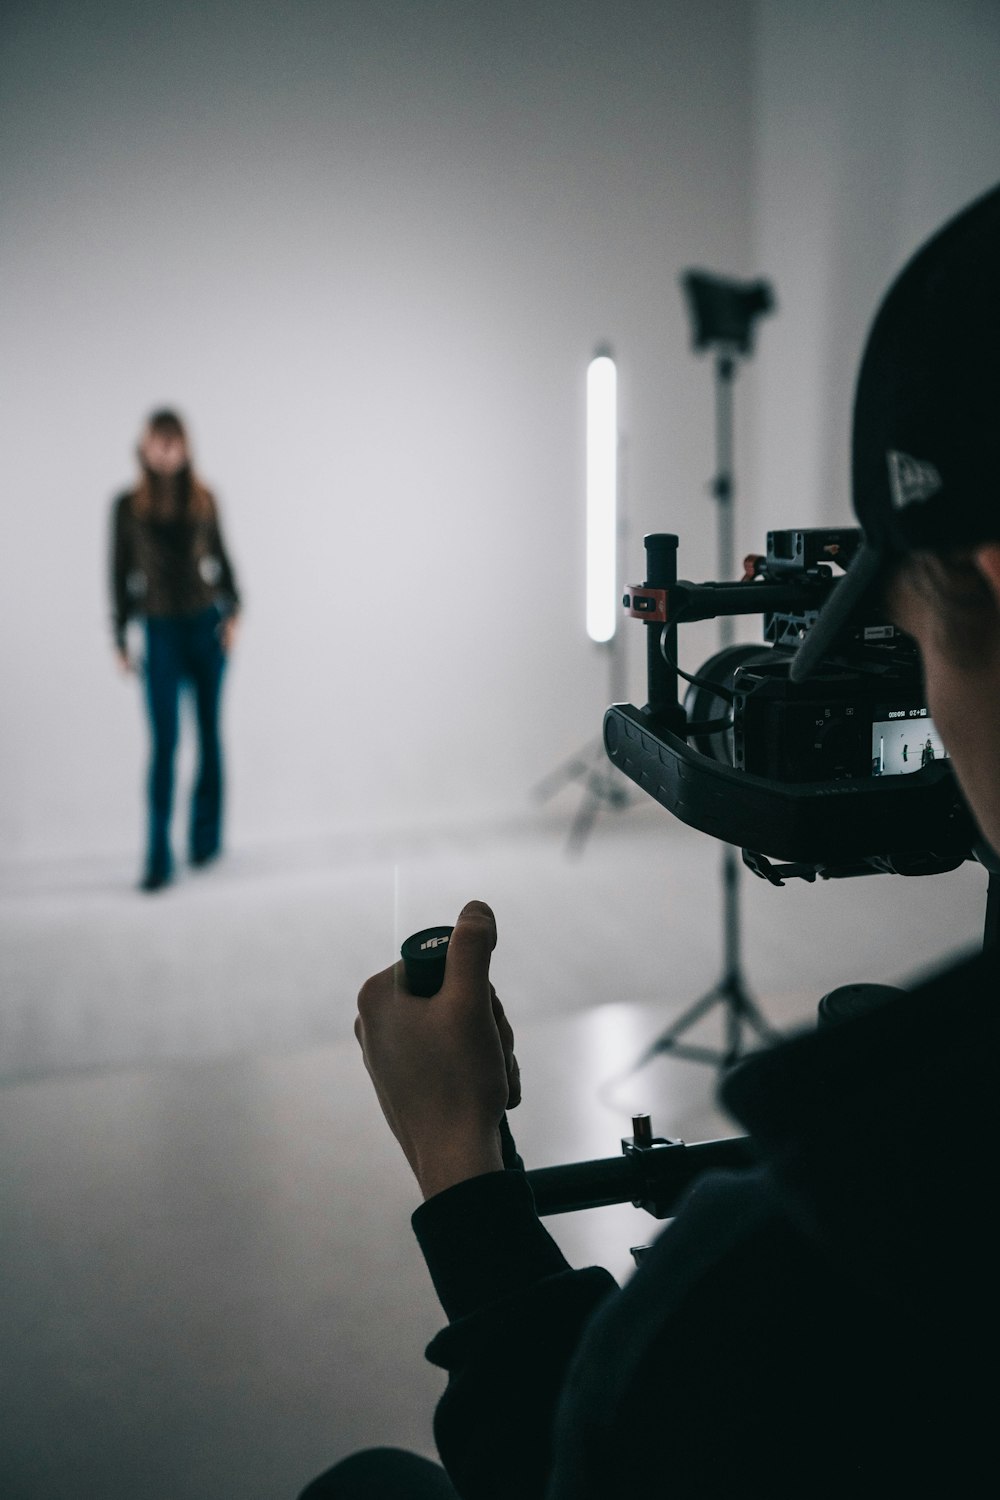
left=788, top=541, right=887, bottom=682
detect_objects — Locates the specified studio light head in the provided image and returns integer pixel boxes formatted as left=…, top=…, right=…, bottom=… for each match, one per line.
left=682, top=270, right=775, bottom=355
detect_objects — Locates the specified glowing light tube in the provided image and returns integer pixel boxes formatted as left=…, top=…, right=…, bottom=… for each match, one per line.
left=586, top=350, right=618, bottom=643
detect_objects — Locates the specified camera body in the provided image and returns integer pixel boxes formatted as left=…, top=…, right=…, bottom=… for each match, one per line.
left=606, top=528, right=976, bottom=881
left=732, top=530, right=944, bottom=782
left=732, top=659, right=938, bottom=781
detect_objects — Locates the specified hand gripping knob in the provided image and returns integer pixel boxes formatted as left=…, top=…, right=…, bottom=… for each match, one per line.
left=399, top=924, right=523, bottom=1172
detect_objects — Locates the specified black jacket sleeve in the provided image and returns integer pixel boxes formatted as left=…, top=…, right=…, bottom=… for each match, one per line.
left=412, top=1172, right=617, bottom=1500
left=110, top=494, right=132, bottom=651
left=208, top=502, right=241, bottom=614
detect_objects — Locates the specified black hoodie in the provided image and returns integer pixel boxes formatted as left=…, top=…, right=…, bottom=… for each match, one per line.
left=412, top=943, right=999, bottom=1499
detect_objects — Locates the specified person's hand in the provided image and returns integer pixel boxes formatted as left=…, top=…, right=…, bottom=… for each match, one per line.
left=355, top=900, right=521, bottom=1200
left=115, top=647, right=137, bottom=675
left=218, top=614, right=239, bottom=654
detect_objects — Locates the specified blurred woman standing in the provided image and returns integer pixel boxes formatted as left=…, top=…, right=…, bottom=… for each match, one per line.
left=111, top=409, right=241, bottom=890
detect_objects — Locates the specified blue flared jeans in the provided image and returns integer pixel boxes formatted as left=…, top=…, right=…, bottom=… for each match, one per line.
left=143, top=607, right=227, bottom=878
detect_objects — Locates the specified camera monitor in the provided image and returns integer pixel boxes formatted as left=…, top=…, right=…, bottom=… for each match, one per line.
left=872, top=709, right=946, bottom=777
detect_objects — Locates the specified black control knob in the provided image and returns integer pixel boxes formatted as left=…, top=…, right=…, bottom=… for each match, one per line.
left=400, top=926, right=454, bottom=997
left=817, top=982, right=903, bottom=1027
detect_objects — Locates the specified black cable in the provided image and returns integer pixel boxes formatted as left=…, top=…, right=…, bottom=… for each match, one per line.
left=658, top=627, right=738, bottom=704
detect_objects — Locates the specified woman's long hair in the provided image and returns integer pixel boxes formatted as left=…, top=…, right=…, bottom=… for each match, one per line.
left=132, top=408, right=214, bottom=520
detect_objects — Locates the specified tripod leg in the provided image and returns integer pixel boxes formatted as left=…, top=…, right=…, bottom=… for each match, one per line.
left=645, top=972, right=781, bottom=1069
left=709, top=979, right=781, bottom=1067
left=739, top=992, right=783, bottom=1044
left=568, top=762, right=636, bottom=854
left=566, top=793, right=600, bottom=855
left=532, top=739, right=603, bottom=804
left=649, top=983, right=729, bottom=1053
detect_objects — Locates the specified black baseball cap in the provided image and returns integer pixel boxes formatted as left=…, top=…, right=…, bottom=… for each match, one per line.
left=790, top=182, right=1000, bottom=682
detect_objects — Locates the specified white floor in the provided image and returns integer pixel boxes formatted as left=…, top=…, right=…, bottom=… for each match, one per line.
left=0, top=805, right=989, bottom=1498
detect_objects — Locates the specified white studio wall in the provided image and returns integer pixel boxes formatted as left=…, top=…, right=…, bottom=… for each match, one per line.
left=0, top=0, right=756, bottom=868
left=749, top=0, right=1000, bottom=552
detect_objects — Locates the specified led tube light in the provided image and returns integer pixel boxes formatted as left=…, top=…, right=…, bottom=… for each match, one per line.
left=586, top=350, right=618, bottom=643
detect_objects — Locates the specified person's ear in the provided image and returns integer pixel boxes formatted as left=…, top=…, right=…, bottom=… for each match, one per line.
left=972, top=542, right=1000, bottom=613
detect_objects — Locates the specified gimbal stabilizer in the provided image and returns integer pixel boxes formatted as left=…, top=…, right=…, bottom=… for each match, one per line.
left=605, top=531, right=977, bottom=880
left=397, top=510, right=999, bottom=1218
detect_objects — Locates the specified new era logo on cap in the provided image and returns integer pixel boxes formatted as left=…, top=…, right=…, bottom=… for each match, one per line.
left=886, top=449, right=943, bottom=511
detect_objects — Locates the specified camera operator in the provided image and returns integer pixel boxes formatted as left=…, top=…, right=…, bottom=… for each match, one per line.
left=303, top=184, right=1000, bottom=1498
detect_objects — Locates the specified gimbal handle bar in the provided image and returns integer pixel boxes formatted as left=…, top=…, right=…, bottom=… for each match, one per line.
left=524, top=1120, right=754, bottom=1220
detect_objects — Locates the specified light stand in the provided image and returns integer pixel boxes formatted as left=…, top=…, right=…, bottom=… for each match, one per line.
left=534, top=348, right=633, bottom=855
left=644, top=272, right=779, bottom=1069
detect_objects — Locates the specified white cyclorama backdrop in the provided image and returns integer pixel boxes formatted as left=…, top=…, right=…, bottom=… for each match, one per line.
left=0, top=0, right=756, bottom=867
left=2, top=0, right=999, bottom=869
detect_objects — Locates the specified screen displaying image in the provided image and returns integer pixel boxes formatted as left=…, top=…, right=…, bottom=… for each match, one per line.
left=871, top=707, right=948, bottom=776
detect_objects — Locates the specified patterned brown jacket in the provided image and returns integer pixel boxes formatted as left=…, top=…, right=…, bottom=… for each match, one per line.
left=110, top=488, right=241, bottom=650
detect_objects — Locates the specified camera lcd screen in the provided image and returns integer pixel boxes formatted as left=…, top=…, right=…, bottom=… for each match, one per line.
left=871, top=707, right=948, bottom=777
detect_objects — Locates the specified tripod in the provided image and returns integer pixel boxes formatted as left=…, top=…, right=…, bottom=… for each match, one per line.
left=534, top=413, right=633, bottom=856
left=646, top=835, right=779, bottom=1068
left=644, top=340, right=779, bottom=1068
left=533, top=626, right=633, bottom=855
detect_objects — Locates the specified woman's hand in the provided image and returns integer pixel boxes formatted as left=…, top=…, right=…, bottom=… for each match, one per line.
left=115, top=647, right=137, bottom=675
left=218, top=614, right=239, bottom=654
left=355, top=900, right=521, bottom=1200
